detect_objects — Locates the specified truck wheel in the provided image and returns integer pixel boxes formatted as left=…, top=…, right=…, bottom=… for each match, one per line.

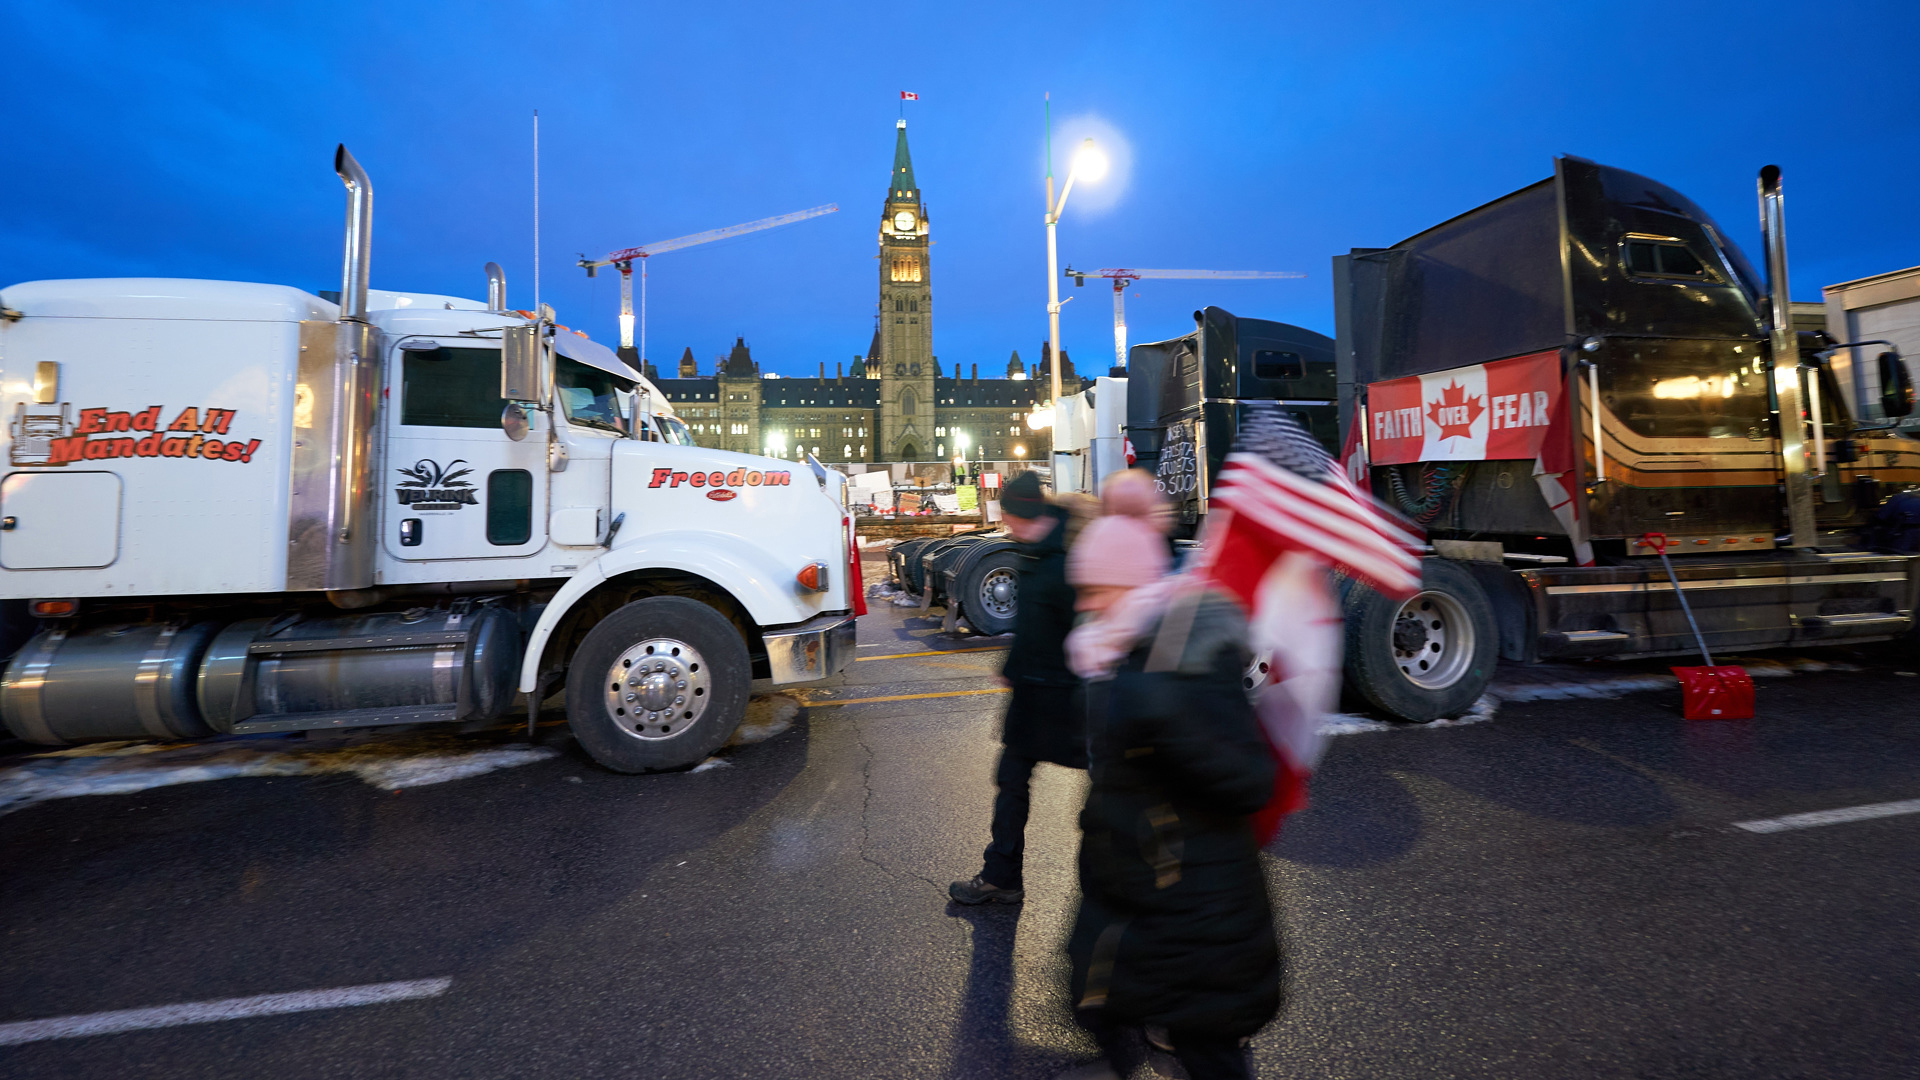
left=565, top=596, right=750, bottom=773
left=1343, top=559, right=1496, bottom=722
left=957, top=550, right=1020, bottom=635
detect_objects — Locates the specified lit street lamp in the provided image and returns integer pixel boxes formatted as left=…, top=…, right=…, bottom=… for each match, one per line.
left=1044, top=108, right=1106, bottom=487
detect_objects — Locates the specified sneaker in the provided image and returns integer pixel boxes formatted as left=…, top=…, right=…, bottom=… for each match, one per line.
left=949, top=875, right=1024, bottom=905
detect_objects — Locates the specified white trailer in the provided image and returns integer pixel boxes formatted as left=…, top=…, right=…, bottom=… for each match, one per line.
left=0, top=146, right=859, bottom=773
left=1825, top=265, right=1920, bottom=430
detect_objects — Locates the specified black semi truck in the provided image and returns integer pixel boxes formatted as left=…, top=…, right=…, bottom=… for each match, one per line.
left=1126, top=307, right=1338, bottom=536
left=1330, top=156, right=1917, bottom=719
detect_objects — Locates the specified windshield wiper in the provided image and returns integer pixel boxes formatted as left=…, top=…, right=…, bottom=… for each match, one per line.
left=565, top=415, right=628, bottom=435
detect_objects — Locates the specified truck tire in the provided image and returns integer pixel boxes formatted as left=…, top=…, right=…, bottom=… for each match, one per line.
left=893, top=539, right=937, bottom=593
left=1343, top=558, right=1496, bottom=722
left=956, top=547, right=1021, bottom=635
left=565, top=596, right=751, bottom=773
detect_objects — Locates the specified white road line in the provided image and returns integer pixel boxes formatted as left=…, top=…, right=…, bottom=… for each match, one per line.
left=0, top=977, right=452, bottom=1046
left=1733, top=798, right=1920, bottom=834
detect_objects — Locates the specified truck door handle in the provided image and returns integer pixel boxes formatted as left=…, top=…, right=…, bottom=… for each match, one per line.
left=399, top=518, right=422, bottom=546
left=1, top=517, right=15, bottom=531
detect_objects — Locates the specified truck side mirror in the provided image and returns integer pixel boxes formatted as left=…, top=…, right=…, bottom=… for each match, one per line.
left=502, top=325, right=541, bottom=402
left=501, top=401, right=530, bottom=441
left=1878, top=351, right=1914, bottom=418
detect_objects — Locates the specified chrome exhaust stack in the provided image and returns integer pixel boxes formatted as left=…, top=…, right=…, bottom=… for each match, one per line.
left=485, top=262, right=507, bottom=312
left=1759, top=165, right=1816, bottom=548
left=289, top=145, right=380, bottom=592
left=334, top=145, right=372, bottom=321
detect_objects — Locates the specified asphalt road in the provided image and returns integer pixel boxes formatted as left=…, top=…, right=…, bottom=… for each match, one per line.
left=1, top=581, right=1917, bottom=1078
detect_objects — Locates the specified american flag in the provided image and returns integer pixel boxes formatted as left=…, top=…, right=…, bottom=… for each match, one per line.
left=1198, top=405, right=1423, bottom=606
left=1190, top=405, right=1423, bottom=843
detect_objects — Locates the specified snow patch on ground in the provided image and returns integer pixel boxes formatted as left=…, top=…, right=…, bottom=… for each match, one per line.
left=1321, top=694, right=1501, bottom=736
left=889, top=593, right=923, bottom=608
left=690, top=757, right=731, bottom=772
left=0, top=734, right=559, bottom=817
left=729, top=694, right=800, bottom=746
left=1324, top=654, right=1864, bottom=734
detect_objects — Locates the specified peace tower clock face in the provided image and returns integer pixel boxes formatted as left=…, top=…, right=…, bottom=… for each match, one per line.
left=893, top=210, right=916, bottom=232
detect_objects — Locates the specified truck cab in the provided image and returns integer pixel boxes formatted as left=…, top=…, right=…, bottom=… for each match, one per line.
left=1327, top=157, right=1919, bottom=720
left=0, top=146, right=858, bottom=772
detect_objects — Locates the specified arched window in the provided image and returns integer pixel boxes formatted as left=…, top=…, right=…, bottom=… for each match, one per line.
left=890, top=256, right=921, bottom=283
left=901, top=389, right=917, bottom=416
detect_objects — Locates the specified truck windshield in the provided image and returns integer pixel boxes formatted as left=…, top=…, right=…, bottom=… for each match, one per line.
left=557, top=358, right=635, bottom=434
left=656, top=415, right=696, bottom=446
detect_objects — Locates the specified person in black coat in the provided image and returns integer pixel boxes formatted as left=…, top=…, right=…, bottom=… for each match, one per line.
left=1063, top=514, right=1280, bottom=1080
left=950, top=471, right=1085, bottom=906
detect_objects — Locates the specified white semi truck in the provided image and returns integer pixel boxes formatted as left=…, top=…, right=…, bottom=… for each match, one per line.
left=0, top=146, right=860, bottom=772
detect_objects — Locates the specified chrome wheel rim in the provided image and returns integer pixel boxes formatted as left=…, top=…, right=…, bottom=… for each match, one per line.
left=1392, top=590, right=1473, bottom=690
left=605, top=637, right=711, bottom=740
left=1242, top=651, right=1273, bottom=697
left=977, top=566, right=1018, bottom=620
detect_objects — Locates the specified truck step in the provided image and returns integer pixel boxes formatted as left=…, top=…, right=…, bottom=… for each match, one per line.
left=231, top=705, right=461, bottom=734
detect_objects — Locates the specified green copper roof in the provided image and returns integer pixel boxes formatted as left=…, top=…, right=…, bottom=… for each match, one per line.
left=891, top=119, right=917, bottom=198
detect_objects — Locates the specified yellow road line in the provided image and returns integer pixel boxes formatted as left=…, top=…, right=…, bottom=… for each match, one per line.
left=856, top=646, right=1009, bottom=662
left=803, top=687, right=1009, bottom=707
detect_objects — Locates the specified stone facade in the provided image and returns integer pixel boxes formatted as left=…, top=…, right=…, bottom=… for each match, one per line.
left=652, top=119, right=1086, bottom=465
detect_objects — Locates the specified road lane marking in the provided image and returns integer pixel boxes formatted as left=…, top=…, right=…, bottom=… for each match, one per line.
left=1733, top=798, right=1920, bottom=834
left=856, top=645, right=1009, bottom=661
left=0, top=978, right=453, bottom=1046
left=804, top=687, right=1009, bottom=707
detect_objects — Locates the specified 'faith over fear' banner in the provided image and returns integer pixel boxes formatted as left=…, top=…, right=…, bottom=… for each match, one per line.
left=1366, top=350, right=1564, bottom=465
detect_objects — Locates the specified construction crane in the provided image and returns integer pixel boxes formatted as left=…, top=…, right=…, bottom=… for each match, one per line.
left=1064, top=266, right=1306, bottom=373
left=580, top=204, right=839, bottom=367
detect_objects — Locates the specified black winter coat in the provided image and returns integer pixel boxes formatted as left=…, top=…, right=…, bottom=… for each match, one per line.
left=1067, top=590, right=1280, bottom=1038
left=999, top=505, right=1085, bottom=768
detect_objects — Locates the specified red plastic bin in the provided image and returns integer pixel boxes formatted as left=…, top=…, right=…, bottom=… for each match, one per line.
left=1671, top=665, right=1754, bottom=720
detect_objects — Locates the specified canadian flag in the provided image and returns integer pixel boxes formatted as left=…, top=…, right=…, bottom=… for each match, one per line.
left=899, top=91, right=919, bottom=100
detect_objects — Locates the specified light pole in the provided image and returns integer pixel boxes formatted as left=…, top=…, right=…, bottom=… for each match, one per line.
left=1044, top=121, right=1107, bottom=488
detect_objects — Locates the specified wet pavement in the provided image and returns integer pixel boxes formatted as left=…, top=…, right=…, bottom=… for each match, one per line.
left=1, top=556, right=1916, bottom=1078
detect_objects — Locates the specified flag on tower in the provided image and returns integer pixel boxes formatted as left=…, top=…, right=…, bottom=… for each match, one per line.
left=899, top=91, right=919, bottom=100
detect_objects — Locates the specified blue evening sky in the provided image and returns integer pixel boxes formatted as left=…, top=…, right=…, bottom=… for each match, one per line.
left=5, top=1, right=1916, bottom=378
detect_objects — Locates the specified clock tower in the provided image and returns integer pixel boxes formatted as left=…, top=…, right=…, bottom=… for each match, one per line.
left=877, top=118, right=934, bottom=461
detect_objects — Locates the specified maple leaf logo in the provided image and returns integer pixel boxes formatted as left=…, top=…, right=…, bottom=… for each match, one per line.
left=1424, top=380, right=1486, bottom=441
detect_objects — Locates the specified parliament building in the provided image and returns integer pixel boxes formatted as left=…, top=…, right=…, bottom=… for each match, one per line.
left=650, top=118, right=1085, bottom=464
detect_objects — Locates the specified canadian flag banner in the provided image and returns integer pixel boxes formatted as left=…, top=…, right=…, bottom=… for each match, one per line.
left=899, top=91, right=920, bottom=100
left=1366, top=350, right=1563, bottom=466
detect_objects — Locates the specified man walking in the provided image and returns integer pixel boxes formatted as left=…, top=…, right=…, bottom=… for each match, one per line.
left=949, top=471, right=1085, bottom=905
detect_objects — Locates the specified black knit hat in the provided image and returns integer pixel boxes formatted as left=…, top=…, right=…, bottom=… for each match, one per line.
left=1001, top=471, right=1047, bottom=519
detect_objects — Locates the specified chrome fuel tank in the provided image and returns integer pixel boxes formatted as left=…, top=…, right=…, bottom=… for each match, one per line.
left=197, top=606, right=520, bottom=734
left=1, top=620, right=221, bottom=744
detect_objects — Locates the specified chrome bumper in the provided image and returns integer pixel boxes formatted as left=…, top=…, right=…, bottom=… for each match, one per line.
left=762, top=612, right=858, bottom=685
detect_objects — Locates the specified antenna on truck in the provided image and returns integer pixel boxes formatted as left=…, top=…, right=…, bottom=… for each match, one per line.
left=532, top=109, right=541, bottom=315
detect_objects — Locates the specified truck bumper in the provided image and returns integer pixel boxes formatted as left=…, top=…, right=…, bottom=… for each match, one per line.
left=762, top=612, right=858, bottom=685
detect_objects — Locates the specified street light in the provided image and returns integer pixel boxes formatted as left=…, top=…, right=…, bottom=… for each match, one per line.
left=1045, top=118, right=1105, bottom=487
